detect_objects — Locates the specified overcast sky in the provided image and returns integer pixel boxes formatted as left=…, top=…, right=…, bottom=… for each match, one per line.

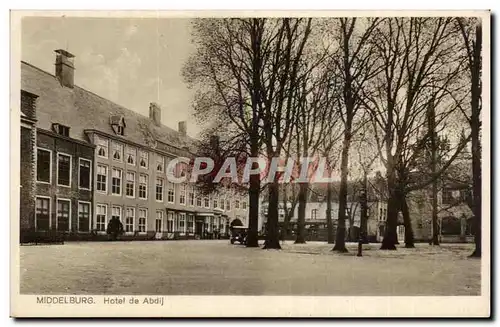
left=22, top=16, right=200, bottom=137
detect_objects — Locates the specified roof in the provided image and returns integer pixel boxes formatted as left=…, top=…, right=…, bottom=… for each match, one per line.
left=21, top=61, right=197, bottom=155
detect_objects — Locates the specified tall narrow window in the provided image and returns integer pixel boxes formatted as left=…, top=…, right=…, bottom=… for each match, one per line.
left=111, top=168, right=122, bottom=195
left=197, top=195, right=202, bottom=207
left=178, top=213, right=186, bottom=232
left=36, top=149, right=51, bottom=183
left=56, top=199, right=70, bottom=231
left=204, top=197, right=210, bottom=208
left=235, top=200, right=240, bottom=209
left=138, top=209, right=147, bottom=232
left=188, top=187, right=195, bottom=206
left=126, top=172, right=135, bottom=197
left=156, top=178, right=164, bottom=201
left=112, top=142, right=123, bottom=162
left=79, top=159, right=91, bottom=189
left=156, top=211, right=163, bottom=232
left=97, top=136, right=108, bottom=158
left=167, top=182, right=175, bottom=203
left=35, top=197, right=50, bottom=230
left=179, top=184, right=186, bottom=205
left=139, top=151, right=148, bottom=169
left=57, top=153, right=71, bottom=186
left=125, top=207, right=135, bottom=233
left=187, top=214, right=194, bottom=233
left=96, top=164, right=107, bottom=193
left=242, top=201, right=247, bottom=210
left=156, top=155, right=164, bottom=173
left=167, top=212, right=174, bottom=232
left=311, top=209, right=318, bottom=220
left=226, top=200, right=231, bottom=212
left=126, top=146, right=136, bottom=165
left=96, top=204, right=107, bottom=232
left=220, top=198, right=225, bottom=210
left=213, top=199, right=218, bottom=209
left=139, top=174, right=148, bottom=199
left=78, top=202, right=90, bottom=232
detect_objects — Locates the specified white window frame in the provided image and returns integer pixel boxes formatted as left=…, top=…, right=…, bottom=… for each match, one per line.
left=196, top=195, right=202, bottom=207
left=112, top=205, right=122, bottom=222
left=56, top=152, right=72, bottom=188
left=235, top=200, right=240, bottom=209
left=95, top=203, right=108, bottom=233
left=125, top=171, right=136, bottom=198
left=155, top=178, right=164, bottom=202
left=78, top=158, right=92, bottom=191
left=36, top=147, right=52, bottom=184
left=188, top=187, right=195, bottom=206
left=112, top=142, right=124, bottom=162
left=155, top=210, right=164, bottom=233
left=126, top=146, right=136, bottom=166
left=167, top=182, right=175, bottom=204
left=77, top=200, right=92, bottom=232
left=35, top=195, right=51, bottom=230
left=96, top=135, right=109, bottom=158
left=139, top=174, right=148, bottom=200
left=242, top=201, right=247, bottom=210
left=179, top=184, right=186, bottom=206
left=156, top=155, right=165, bottom=173
left=226, top=200, right=231, bottom=212
left=204, top=197, right=210, bottom=209
left=167, top=211, right=174, bottom=232
left=96, top=164, right=108, bottom=194
left=213, top=198, right=218, bottom=209
left=56, top=197, right=72, bottom=232
left=125, top=207, right=135, bottom=234
left=139, top=151, right=149, bottom=169
left=138, top=208, right=148, bottom=233
left=179, top=213, right=186, bottom=233
left=111, top=168, right=122, bottom=196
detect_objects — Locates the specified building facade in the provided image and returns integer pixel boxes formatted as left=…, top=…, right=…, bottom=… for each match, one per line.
left=21, top=49, right=249, bottom=240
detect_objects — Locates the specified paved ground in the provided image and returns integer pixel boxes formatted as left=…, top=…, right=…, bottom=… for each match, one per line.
left=20, top=240, right=480, bottom=296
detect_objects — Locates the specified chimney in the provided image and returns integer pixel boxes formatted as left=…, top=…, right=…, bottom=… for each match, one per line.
left=178, top=121, right=187, bottom=137
left=55, top=49, right=75, bottom=88
left=149, top=102, right=162, bottom=125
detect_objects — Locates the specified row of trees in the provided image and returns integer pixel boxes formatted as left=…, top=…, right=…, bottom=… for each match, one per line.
left=183, top=17, right=483, bottom=257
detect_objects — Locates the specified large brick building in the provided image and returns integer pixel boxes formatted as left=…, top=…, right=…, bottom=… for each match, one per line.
left=21, top=49, right=249, bottom=240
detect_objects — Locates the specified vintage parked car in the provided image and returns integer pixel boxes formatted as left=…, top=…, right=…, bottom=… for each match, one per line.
left=230, top=226, right=248, bottom=245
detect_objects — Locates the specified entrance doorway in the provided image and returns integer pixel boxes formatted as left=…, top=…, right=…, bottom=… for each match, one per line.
left=195, top=220, right=204, bottom=239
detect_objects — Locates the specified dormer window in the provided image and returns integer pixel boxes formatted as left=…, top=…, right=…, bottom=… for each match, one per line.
left=110, top=115, right=126, bottom=136
left=52, top=123, right=70, bottom=137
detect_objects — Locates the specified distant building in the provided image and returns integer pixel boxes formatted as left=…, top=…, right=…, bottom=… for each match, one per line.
left=21, top=49, right=248, bottom=240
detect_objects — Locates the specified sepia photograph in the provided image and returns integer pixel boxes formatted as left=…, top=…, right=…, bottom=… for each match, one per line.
left=10, top=10, right=490, bottom=317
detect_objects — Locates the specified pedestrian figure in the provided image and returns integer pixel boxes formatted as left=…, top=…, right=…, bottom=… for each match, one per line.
left=106, top=217, right=124, bottom=241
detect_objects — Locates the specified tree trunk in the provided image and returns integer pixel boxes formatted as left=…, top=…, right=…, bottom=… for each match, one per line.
left=295, top=183, right=308, bottom=244
left=470, top=23, right=482, bottom=258
left=264, top=181, right=281, bottom=249
left=246, top=144, right=260, bottom=248
left=381, top=181, right=398, bottom=250
left=360, top=172, right=368, bottom=244
left=428, top=102, right=440, bottom=246
left=401, top=193, right=415, bottom=248
left=333, top=131, right=351, bottom=252
left=326, top=182, right=334, bottom=244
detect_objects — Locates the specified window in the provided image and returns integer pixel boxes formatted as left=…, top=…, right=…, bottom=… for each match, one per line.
left=156, top=155, right=164, bottom=173
left=97, top=136, right=108, bottom=158
left=442, top=189, right=454, bottom=205
left=112, top=142, right=123, bottom=161
left=57, top=153, right=71, bottom=186
left=311, top=209, right=318, bottom=220
left=78, top=202, right=90, bottom=232
left=188, top=187, right=195, bottom=206
left=139, top=151, right=148, bottom=169
left=111, top=168, right=122, bottom=195
left=179, top=184, right=186, bottom=205
left=235, top=200, right=240, bottom=209
left=138, top=209, right=147, bottom=232
left=156, top=178, right=164, bottom=201
left=139, top=174, right=148, bottom=199
left=187, top=214, right=194, bottom=233
left=242, top=201, right=247, bottom=210
left=345, top=207, right=351, bottom=219
left=220, top=199, right=225, bottom=210
left=197, top=195, right=202, bottom=207
left=117, top=125, right=124, bottom=136
left=167, top=182, right=175, bottom=203
left=204, top=197, right=209, bottom=208
left=156, top=211, right=163, bottom=232
left=112, top=206, right=122, bottom=223
left=167, top=212, right=174, bottom=232
left=56, top=199, right=71, bottom=231
left=226, top=200, right=231, bottom=212
left=213, top=199, right=218, bottom=209
left=126, top=146, right=136, bottom=165
left=126, top=172, right=135, bottom=197
left=52, top=123, right=70, bottom=137
left=36, top=149, right=51, bottom=183
left=96, top=165, right=107, bottom=193
left=79, top=159, right=91, bottom=189
left=96, top=204, right=107, bottom=232
left=35, top=197, right=50, bottom=230
left=125, top=207, right=135, bottom=233
left=178, top=213, right=186, bottom=232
